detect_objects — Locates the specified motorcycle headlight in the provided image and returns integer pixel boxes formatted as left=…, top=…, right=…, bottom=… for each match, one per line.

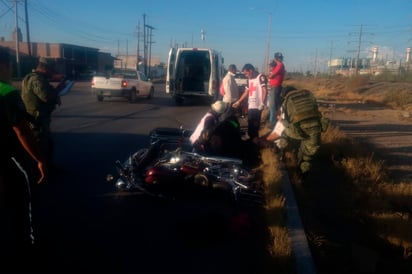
left=115, top=178, right=127, bottom=190
left=170, top=156, right=181, bottom=164
left=106, top=174, right=114, bottom=182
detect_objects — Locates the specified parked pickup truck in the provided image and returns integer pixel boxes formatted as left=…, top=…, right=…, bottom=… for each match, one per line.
left=91, top=69, right=154, bottom=103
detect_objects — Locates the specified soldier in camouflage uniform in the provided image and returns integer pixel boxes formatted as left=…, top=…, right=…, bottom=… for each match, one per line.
left=21, top=57, right=63, bottom=169
left=278, top=86, right=328, bottom=175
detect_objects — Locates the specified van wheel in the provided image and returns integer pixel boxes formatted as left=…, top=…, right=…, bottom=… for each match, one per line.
left=97, top=94, right=104, bottom=102
left=129, top=89, right=137, bottom=103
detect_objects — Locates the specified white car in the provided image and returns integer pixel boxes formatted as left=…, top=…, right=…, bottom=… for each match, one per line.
left=91, top=70, right=154, bottom=103
left=234, top=72, right=248, bottom=92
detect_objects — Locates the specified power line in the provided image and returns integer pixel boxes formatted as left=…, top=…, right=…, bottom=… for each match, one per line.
left=0, top=0, right=14, bottom=18
left=26, top=0, right=134, bottom=46
left=347, top=24, right=374, bottom=74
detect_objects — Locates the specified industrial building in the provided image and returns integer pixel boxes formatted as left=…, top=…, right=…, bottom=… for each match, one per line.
left=328, top=47, right=412, bottom=77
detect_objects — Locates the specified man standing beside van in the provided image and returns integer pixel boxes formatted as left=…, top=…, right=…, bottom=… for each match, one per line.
left=220, top=64, right=239, bottom=105
left=232, top=64, right=268, bottom=142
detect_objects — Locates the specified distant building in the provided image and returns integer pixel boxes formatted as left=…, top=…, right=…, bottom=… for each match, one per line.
left=328, top=46, right=412, bottom=76
left=0, top=38, right=116, bottom=79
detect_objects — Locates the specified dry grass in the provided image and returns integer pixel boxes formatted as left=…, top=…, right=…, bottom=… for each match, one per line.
left=321, top=115, right=412, bottom=247
left=257, top=147, right=294, bottom=272
left=256, top=76, right=412, bottom=272
left=369, top=212, right=412, bottom=259
left=278, top=122, right=412, bottom=271
left=286, top=75, right=412, bottom=111
left=272, top=75, right=412, bottom=271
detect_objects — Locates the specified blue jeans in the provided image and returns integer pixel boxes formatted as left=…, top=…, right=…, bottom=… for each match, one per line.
left=268, top=86, right=282, bottom=127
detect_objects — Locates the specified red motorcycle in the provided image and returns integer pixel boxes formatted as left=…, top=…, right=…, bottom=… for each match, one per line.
left=107, top=127, right=263, bottom=205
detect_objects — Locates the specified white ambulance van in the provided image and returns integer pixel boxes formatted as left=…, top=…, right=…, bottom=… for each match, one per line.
left=166, top=47, right=225, bottom=105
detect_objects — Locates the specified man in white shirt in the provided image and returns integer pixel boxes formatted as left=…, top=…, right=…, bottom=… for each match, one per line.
left=232, top=64, right=268, bottom=141
left=220, top=64, right=239, bottom=105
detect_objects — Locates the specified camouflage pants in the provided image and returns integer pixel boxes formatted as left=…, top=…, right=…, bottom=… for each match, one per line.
left=31, top=117, right=54, bottom=166
left=279, top=119, right=321, bottom=173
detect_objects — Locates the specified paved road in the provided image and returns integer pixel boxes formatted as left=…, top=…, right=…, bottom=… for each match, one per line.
left=25, top=81, right=272, bottom=273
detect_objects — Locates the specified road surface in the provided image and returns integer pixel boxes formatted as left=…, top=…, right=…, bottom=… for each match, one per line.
left=24, top=81, right=273, bottom=273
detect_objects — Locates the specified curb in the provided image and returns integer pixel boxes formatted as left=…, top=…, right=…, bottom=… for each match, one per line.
left=281, top=164, right=317, bottom=274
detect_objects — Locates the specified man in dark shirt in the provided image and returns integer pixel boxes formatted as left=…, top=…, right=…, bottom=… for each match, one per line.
left=0, top=47, right=47, bottom=270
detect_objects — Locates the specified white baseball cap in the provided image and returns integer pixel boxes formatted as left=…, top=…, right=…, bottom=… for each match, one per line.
left=211, top=100, right=227, bottom=114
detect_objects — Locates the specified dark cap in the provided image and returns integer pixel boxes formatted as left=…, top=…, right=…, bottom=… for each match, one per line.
left=38, top=57, right=50, bottom=66
left=274, top=52, right=283, bottom=59
left=242, top=63, right=255, bottom=71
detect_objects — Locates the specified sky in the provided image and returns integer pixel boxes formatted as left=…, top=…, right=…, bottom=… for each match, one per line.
left=1, top=0, right=411, bottom=73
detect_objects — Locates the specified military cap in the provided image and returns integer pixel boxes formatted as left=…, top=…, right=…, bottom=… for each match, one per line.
left=38, top=57, right=50, bottom=66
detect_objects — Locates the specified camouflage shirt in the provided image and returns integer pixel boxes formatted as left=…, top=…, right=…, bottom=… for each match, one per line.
left=21, top=70, right=58, bottom=120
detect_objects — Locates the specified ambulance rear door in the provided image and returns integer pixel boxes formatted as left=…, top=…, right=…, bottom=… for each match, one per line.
left=166, top=47, right=176, bottom=94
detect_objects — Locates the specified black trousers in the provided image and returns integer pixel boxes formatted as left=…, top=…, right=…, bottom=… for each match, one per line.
left=0, top=157, right=34, bottom=269
left=247, top=108, right=262, bottom=140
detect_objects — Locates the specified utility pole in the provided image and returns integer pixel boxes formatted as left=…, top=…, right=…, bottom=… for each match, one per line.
left=142, top=13, right=155, bottom=77
left=14, top=0, right=21, bottom=78
left=250, top=7, right=272, bottom=74
left=355, top=24, right=363, bottom=75
left=125, top=39, right=128, bottom=70
left=117, top=39, right=120, bottom=57
left=348, top=24, right=373, bottom=76
left=24, top=0, right=31, bottom=56
left=264, top=12, right=272, bottom=75
left=313, top=48, right=318, bottom=78
left=143, top=13, right=147, bottom=75
left=200, top=29, right=206, bottom=47
left=145, top=24, right=154, bottom=77
left=328, top=41, right=334, bottom=77
left=136, top=20, right=140, bottom=70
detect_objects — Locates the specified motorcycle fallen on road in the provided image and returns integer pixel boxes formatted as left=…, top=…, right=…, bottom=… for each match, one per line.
left=107, top=127, right=264, bottom=206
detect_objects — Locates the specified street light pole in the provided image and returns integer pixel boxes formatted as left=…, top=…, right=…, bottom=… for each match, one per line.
left=14, top=0, right=21, bottom=78
left=264, top=12, right=272, bottom=75
left=251, top=7, right=272, bottom=74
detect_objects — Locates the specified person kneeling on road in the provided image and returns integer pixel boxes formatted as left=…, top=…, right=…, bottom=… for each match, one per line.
left=190, top=100, right=228, bottom=154
left=276, top=86, right=329, bottom=175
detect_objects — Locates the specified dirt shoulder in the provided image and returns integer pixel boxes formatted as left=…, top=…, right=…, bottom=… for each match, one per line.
left=289, top=78, right=412, bottom=184
left=321, top=99, right=412, bottom=184
left=282, top=78, right=412, bottom=273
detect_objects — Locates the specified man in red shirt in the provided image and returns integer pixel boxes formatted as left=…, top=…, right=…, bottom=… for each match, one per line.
left=267, top=52, right=285, bottom=129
